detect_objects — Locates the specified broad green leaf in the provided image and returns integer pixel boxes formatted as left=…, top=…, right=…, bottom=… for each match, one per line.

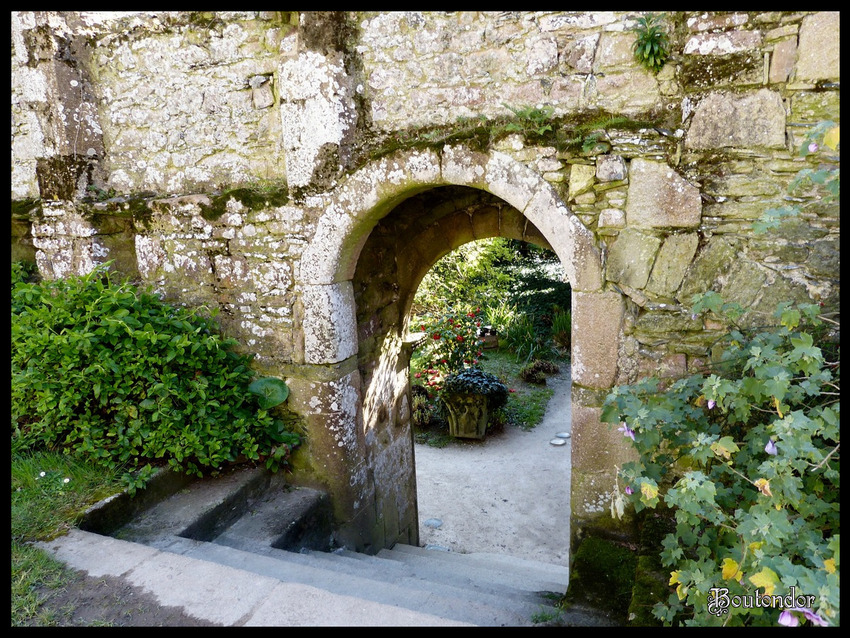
left=710, top=436, right=739, bottom=460
left=248, top=377, right=290, bottom=410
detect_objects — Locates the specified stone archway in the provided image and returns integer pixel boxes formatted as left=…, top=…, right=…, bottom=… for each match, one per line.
left=295, top=145, right=624, bottom=553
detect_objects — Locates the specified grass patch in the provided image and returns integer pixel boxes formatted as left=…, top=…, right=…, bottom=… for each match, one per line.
left=11, top=450, right=125, bottom=626
left=480, top=349, right=559, bottom=432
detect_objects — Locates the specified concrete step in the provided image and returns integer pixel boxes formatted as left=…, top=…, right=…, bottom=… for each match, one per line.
left=164, top=537, right=556, bottom=626
left=377, top=543, right=570, bottom=594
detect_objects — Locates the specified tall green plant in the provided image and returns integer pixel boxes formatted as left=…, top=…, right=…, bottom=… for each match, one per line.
left=632, top=12, right=670, bottom=73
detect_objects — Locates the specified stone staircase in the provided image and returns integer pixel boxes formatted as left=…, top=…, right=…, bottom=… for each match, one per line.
left=76, top=466, right=583, bottom=626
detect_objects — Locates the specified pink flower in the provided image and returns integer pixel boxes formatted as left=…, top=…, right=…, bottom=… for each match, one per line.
left=765, top=439, right=778, bottom=455
left=625, top=486, right=634, bottom=495
left=778, top=610, right=800, bottom=627
left=781, top=607, right=828, bottom=627
left=707, top=399, right=716, bottom=410
left=618, top=423, right=636, bottom=441
left=808, top=142, right=819, bottom=153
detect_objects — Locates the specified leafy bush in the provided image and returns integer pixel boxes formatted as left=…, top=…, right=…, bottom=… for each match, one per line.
left=11, top=264, right=301, bottom=494
left=603, top=297, right=840, bottom=626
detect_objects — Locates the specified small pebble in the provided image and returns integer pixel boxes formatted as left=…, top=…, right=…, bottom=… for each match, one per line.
left=556, top=432, right=571, bottom=439
left=549, top=438, right=567, bottom=446
left=423, top=518, right=443, bottom=529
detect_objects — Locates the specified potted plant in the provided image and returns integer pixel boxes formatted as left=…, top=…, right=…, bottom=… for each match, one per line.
left=441, top=367, right=508, bottom=440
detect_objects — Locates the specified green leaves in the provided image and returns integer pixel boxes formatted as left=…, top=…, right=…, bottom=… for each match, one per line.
left=605, top=298, right=839, bottom=626
left=631, top=13, right=670, bottom=73
left=11, top=263, right=301, bottom=492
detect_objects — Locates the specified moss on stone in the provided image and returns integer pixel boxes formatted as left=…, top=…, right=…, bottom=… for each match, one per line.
left=678, top=51, right=763, bottom=89
left=561, top=535, right=638, bottom=624
left=199, top=185, right=290, bottom=221
left=623, top=511, right=675, bottom=625
left=11, top=198, right=42, bottom=219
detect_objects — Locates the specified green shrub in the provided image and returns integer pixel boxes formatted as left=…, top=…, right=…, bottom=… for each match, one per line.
left=11, top=264, right=300, bottom=494
left=603, top=297, right=839, bottom=626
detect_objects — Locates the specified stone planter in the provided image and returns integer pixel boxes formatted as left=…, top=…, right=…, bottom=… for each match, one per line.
left=442, top=392, right=488, bottom=440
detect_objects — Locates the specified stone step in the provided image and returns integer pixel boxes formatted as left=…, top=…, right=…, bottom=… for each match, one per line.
left=164, top=536, right=557, bottom=626
left=377, top=543, right=570, bottom=594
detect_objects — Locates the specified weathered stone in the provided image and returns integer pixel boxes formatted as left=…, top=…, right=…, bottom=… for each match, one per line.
left=572, top=406, right=636, bottom=478
left=596, top=155, right=626, bottom=182
left=684, top=31, right=762, bottom=55
left=606, top=228, right=662, bottom=290
left=678, top=236, right=738, bottom=303
left=769, top=37, right=797, bottom=84
left=9, top=9, right=844, bottom=562
left=790, top=91, right=841, bottom=123
left=685, top=89, right=786, bottom=150
left=794, top=11, right=840, bottom=82
left=598, top=208, right=625, bottom=229
left=625, top=159, right=702, bottom=229
left=562, top=33, right=599, bottom=73
left=749, top=273, right=812, bottom=316
left=568, top=163, right=596, bottom=200
left=301, top=281, right=359, bottom=364
left=572, top=291, right=624, bottom=390
left=805, top=236, right=840, bottom=277
left=719, top=258, right=767, bottom=309
left=646, top=233, right=699, bottom=297
left=634, top=310, right=703, bottom=334
left=705, top=173, right=783, bottom=198
left=687, top=12, right=749, bottom=32
left=595, top=71, right=661, bottom=114
left=636, top=352, right=688, bottom=383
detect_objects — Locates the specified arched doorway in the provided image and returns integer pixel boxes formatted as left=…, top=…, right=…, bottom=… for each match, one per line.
left=295, top=145, right=622, bottom=553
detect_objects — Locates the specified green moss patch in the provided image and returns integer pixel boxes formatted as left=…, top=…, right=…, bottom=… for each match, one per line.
left=561, top=535, right=638, bottom=623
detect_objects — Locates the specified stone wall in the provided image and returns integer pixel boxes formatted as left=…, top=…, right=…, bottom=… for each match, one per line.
left=12, top=11, right=840, bottom=553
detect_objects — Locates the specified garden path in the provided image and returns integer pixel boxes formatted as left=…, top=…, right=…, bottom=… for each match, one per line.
left=414, top=365, right=572, bottom=567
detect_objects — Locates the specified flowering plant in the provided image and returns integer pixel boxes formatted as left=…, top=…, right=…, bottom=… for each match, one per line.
left=413, top=307, right=486, bottom=391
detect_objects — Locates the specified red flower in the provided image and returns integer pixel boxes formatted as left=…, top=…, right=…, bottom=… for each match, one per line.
left=433, top=333, right=441, bottom=340
left=415, top=373, right=421, bottom=378
left=457, top=335, right=464, bottom=342
left=509, top=389, right=516, bottom=393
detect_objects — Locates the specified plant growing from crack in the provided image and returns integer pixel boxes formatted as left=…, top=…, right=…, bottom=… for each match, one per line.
left=631, top=12, right=670, bottom=73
